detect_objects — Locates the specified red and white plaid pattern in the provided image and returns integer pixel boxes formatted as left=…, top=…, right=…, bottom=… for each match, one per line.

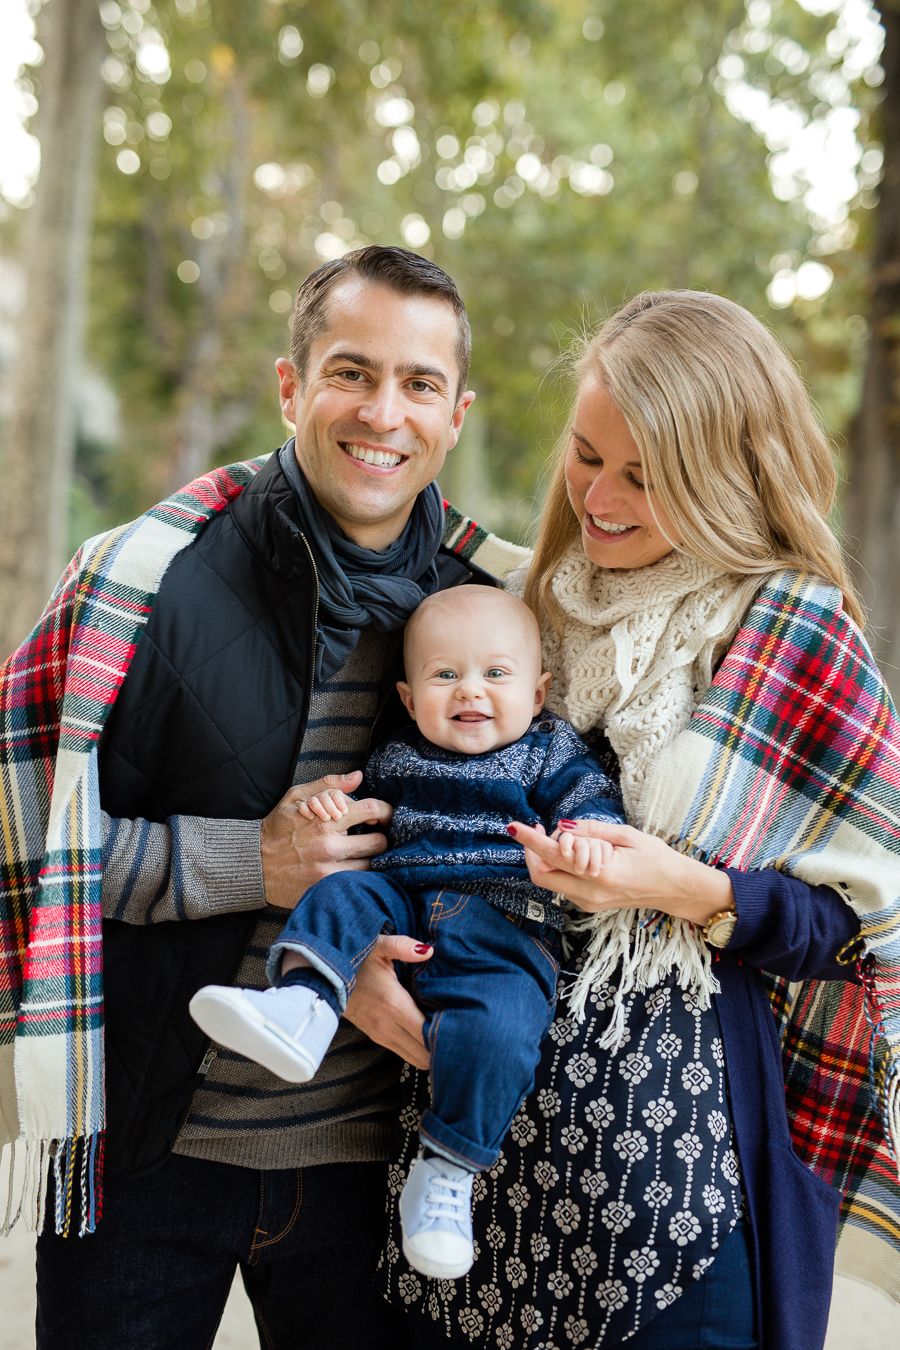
left=0, top=459, right=267, bottom=1234
left=0, top=463, right=518, bottom=1237
left=640, top=570, right=900, bottom=1284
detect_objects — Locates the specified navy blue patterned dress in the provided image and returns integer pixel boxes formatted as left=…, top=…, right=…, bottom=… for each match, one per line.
left=381, top=940, right=743, bottom=1349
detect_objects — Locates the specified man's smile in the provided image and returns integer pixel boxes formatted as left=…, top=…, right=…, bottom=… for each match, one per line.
left=340, top=440, right=408, bottom=471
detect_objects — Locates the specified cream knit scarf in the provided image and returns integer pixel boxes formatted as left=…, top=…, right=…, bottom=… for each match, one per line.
left=509, top=542, right=759, bottom=1048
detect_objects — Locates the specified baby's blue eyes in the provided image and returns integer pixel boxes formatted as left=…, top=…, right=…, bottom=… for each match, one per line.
left=433, top=668, right=509, bottom=681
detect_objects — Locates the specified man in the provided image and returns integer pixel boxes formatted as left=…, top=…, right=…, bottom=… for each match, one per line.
left=32, top=247, right=513, bottom=1348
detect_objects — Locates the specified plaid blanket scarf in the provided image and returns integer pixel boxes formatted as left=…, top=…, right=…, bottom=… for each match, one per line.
left=5, top=462, right=899, bottom=1300
left=637, top=569, right=900, bottom=1300
left=0, top=459, right=526, bottom=1237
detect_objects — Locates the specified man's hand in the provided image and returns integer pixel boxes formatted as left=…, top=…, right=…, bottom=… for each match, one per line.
left=344, top=934, right=432, bottom=1070
left=261, top=771, right=392, bottom=909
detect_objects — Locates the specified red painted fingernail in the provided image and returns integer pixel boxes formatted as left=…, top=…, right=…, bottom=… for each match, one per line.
left=559, top=820, right=578, bottom=830
left=506, top=824, right=518, bottom=836
left=414, top=944, right=432, bottom=954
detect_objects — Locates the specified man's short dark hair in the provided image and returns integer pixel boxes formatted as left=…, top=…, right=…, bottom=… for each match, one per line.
left=289, top=245, right=471, bottom=401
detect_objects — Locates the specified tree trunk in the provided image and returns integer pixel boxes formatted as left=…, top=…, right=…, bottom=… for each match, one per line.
left=0, top=0, right=105, bottom=658
left=168, top=75, right=255, bottom=491
left=846, top=3, right=900, bottom=700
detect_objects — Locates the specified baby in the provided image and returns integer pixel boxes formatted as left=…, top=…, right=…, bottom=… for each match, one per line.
left=190, top=586, right=623, bottom=1280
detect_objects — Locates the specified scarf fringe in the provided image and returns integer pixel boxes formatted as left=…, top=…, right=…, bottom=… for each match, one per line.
left=566, top=909, right=720, bottom=1050
left=0, top=1133, right=102, bottom=1238
left=0, top=1138, right=47, bottom=1236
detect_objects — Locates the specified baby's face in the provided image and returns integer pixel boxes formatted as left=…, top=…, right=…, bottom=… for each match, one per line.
left=397, top=597, right=551, bottom=755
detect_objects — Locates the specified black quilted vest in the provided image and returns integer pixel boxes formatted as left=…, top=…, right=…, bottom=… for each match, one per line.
left=100, top=452, right=485, bottom=1174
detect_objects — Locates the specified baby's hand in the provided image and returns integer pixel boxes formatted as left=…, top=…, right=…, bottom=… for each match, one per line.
left=550, top=821, right=614, bottom=878
left=297, top=789, right=354, bottom=823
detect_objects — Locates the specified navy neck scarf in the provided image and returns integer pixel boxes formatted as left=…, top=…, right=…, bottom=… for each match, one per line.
left=279, top=441, right=443, bottom=683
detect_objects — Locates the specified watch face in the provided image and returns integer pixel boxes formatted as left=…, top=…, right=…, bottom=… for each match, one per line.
left=707, top=915, right=737, bottom=949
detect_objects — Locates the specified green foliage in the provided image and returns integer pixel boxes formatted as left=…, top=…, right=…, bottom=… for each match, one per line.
left=76, top=0, right=881, bottom=548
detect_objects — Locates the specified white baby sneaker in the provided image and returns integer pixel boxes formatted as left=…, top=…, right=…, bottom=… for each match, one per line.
left=188, top=984, right=339, bottom=1083
left=400, top=1155, right=476, bottom=1279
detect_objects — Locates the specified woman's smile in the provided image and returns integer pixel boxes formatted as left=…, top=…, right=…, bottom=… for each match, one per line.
left=590, top=516, right=634, bottom=536
left=584, top=514, right=641, bottom=543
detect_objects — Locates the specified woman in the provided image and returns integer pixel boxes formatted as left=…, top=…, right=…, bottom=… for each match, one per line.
left=370, top=291, right=900, bottom=1350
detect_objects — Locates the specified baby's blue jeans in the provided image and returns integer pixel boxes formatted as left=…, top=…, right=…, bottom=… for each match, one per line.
left=269, top=872, right=562, bottom=1170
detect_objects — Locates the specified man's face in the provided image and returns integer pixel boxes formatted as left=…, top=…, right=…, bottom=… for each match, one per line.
left=276, top=278, right=474, bottom=549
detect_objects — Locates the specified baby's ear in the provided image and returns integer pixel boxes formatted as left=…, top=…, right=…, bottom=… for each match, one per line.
left=534, top=671, right=552, bottom=713
left=396, top=680, right=417, bottom=718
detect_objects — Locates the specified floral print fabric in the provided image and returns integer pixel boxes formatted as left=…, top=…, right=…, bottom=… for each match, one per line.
left=382, top=959, right=743, bottom=1348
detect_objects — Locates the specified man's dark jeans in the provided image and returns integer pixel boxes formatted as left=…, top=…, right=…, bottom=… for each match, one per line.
left=36, top=1153, right=409, bottom=1350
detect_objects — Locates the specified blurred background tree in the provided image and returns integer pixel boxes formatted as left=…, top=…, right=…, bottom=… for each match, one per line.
left=0, top=0, right=891, bottom=678
left=0, top=0, right=105, bottom=655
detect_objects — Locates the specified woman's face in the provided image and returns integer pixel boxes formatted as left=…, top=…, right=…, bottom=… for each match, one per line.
left=564, top=378, right=680, bottom=570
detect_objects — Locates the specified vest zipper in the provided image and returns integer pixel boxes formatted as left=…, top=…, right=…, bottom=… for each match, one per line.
left=296, top=529, right=320, bottom=750
left=191, top=525, right=320, bottom=1112
left=197, top=1048, right=217, bottom=1076
left=365, top=687, right=396, bottom=758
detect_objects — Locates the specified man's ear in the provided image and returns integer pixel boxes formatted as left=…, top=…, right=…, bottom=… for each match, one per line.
left=275, top=357, right=301, bottom=428
left=447, top=391, right=476, bottom=450
left=397, top=680, right=416, bottom=719
left=533, top=671, right=552, bottom=714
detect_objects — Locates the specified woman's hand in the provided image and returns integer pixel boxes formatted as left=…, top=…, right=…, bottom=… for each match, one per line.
left=344, top=935, right=432, bottom=1070
left=507, top=819, right=732, bottom=925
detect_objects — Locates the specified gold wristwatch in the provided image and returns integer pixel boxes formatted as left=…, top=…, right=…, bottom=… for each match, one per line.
left=701, top=906, right=737, bottom=949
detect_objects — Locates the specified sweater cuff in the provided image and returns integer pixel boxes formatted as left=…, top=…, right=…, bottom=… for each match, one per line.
left=198, top=817, right=267, bottom=914
left=725, top=867, right=779, bottom=950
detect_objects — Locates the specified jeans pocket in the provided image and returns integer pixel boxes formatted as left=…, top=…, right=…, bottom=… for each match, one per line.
left=425, top=890, right=470, bottom=938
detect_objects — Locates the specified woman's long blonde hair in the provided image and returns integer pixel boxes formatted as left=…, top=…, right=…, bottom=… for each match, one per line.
left=525, top=289, right=864, bottom=631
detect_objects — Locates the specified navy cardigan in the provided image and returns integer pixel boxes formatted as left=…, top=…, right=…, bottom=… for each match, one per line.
left=720, top=868, right=860, bottom=1350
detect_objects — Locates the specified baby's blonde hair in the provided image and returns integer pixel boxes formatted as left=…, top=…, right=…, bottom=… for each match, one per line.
left=525, top=290, right=863, bottom=633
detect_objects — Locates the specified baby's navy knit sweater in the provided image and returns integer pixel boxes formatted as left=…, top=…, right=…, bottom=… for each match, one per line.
left=364, top=711, right=624, bottom=928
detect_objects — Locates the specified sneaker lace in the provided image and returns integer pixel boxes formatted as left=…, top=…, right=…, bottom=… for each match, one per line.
left=424, top=1172, right=470, bottom=1223
left=291, top=996, right=329, bottom=1039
